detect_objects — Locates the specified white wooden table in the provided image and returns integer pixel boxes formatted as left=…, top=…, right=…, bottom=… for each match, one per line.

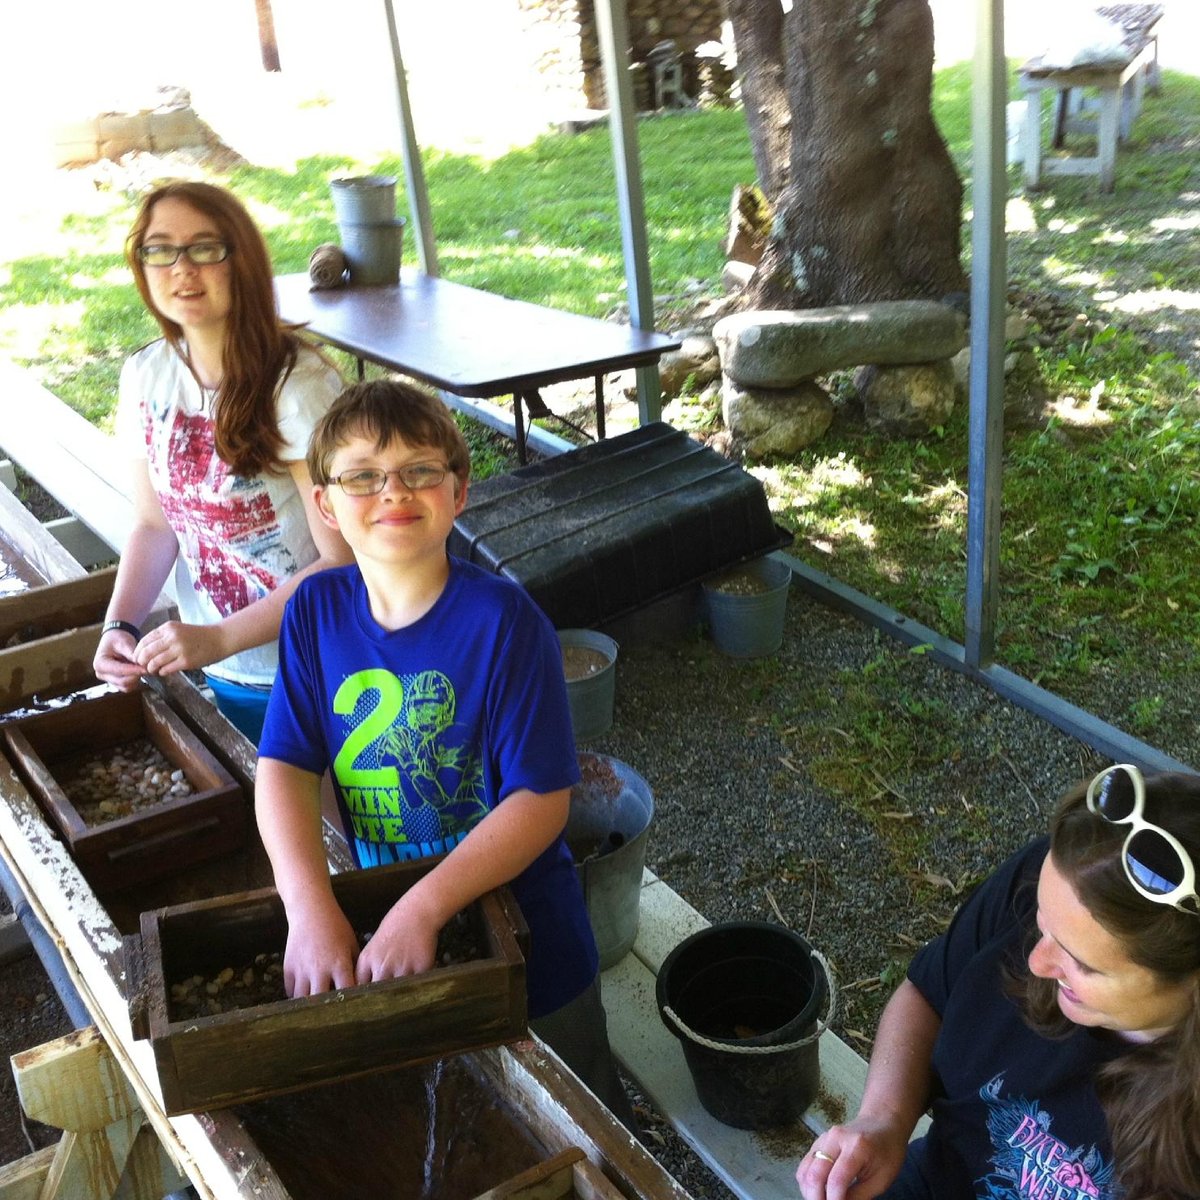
left=1019, top=4, right=1163, bottom=193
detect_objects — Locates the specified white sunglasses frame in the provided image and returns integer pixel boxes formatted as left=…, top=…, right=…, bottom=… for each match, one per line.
left=1085, top=763, right=1200, bottom=914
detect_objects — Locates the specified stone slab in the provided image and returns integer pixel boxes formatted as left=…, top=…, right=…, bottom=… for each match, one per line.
left=715, top=301, right=968, bottom=387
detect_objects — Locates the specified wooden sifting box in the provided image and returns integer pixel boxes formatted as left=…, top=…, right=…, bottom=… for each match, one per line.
left=0, top=567, right=120, bottom=713
left=2, top=685, right=246, bottom=891
left=131, top=857, right=530, bottom=1115
left=0, top=565, right=116, bottom=649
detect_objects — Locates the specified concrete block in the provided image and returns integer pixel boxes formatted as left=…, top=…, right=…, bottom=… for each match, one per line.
left=98, top=112, right=152, bottom=144
left=53, top=141, right=99, bottom=167
left=149, top=108, right=206, bottom=151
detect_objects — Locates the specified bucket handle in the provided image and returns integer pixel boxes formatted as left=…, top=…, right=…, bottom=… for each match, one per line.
left=661, top=946, right=838, bottom=1055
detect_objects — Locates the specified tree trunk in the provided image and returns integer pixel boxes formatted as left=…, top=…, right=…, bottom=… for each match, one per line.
left=725, top=0, right=967, bottom=308
left=254, top=0, right=282, bottom=73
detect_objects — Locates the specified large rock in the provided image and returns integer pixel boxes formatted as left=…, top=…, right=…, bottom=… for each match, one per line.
left=855, top=362, right=956, bottom=436
left=657, top=333, right=721, bottom=398
left=721, top=375, right=834, bottom=458
left=715, top=301, right=968, bottom=387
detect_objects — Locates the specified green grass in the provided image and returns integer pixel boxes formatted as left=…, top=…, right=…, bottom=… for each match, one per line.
left=2, top=66, right=1199, bottom=772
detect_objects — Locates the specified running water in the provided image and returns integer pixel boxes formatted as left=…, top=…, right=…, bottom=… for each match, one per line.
left=421, top=1058, right=448, bottom=1198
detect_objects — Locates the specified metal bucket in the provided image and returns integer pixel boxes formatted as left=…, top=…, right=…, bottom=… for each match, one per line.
left=340, top=219, right=405, bottom=286
left=330, top=174, right=397, bottom=225
left=565, top=753, right=653, bottom=970
left=702, top=555, right=791, bottom=659
left=558, top=628, right=618, bottom=742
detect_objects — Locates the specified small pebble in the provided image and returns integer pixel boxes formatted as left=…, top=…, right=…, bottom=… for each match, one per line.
left=57, top=737, right=195, bottom=826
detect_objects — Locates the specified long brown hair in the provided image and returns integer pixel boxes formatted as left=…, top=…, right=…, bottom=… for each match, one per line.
left=1015, top=772, right=1200, bottom=1198
left=126, top=180, right=306, bottom=476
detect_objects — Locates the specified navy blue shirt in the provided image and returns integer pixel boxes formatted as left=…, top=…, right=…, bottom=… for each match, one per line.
left=906, top=839, right=1130, bottom=1200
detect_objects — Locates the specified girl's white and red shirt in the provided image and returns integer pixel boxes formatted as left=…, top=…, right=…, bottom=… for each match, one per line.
left=117, top=339, right=340, bottom=687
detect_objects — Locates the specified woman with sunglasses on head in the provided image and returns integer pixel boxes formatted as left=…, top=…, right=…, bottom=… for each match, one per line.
left=93, top=181, right=352, bottom=742
left=798, top=764, right=1200, bottom=1200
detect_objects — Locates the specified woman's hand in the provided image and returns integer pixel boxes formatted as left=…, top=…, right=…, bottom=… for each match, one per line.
left=796, top=1117, right=911, bottom=1200
left=93, top=628, right=146, bottom=691
left=132, top=620, right=228, bottom=676
left=798, top=981, right=939, bottom=1200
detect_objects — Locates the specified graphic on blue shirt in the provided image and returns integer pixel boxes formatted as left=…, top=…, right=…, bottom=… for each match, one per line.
left=979, top=1075, right=1112, bottom=1200
left=331, top=668, right=489, bottom=864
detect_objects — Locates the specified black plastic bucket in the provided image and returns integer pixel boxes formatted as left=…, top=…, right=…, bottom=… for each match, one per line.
left=656, top=921, right=827, bottom=1129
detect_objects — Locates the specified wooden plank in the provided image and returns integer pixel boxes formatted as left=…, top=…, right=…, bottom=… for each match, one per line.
left=631, top=874, right=709, bottom=973
left=12, top=1027, right=137, bottom=1131
left=473, top=1042, right=694, bottom=1200
left=0, top=485, right=82, bottom=589
left=574, top=1157, right=627, bottom=1200
left=0, top=1143, right=55, bottom=1200
left=110, top=1123, right=187, bottom=1200
left=110, top=1125, right=188, bottom=1200
left=472, top=1148, right=585, bottom=1200
left=40, top=1125, right=140, bottom=1200
left=157, top=676, right=256, bottom=796
left=473, top=1150, right=629, bottom=1200
left=0, top=568, right=115, bottom=647
left=0, top=629, right=106, bottom=715
left=10, top=1028, right=185, bottom=1200
left=0, top=361, right=137, bottom=563
left=43, top=518, right=117, bottom=571
left=29, top=1122, right=186, bottom=1200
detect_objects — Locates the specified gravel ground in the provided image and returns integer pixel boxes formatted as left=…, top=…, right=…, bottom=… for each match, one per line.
left=587, top=588, right=1112, bottom=1199
left=0, top=900, right=77, bottom=1164
left=0, top=451, right=1185, bottom=1198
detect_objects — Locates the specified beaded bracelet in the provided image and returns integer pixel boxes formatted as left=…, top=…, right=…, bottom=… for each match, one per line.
left=101, top=619, right=142, bottom=642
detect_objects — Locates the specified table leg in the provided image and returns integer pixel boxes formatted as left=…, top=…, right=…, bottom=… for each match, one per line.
left=1052, top=89, right=1070, bottom=148
left=1146, top=36, right=1161, bottom=94
left=1098, top=84, right=1120, bottom=192
left=1022, top=81, right=1044, bottom=190
left=594, top=375, right=606, bottom=441
left=513, top=393, right=528, bottom=465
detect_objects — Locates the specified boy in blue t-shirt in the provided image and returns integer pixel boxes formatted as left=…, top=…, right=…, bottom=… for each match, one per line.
left=256, top=379, right=633, bottom=1127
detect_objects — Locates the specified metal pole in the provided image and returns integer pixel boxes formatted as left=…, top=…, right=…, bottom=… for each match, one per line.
left=0, top=855, right=91, bottom=1029
left=593, top=0, right=663, bottom=425
left=381, top=0, right=438, bottom=276
left=964, top=0, right=1007, bottom=668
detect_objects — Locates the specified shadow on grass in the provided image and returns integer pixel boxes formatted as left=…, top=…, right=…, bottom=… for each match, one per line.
left=935, top=62, right=1200, bottom=366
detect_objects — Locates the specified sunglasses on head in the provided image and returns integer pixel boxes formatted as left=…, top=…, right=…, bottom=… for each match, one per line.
left=1086, top=763, right=1200, bottom=915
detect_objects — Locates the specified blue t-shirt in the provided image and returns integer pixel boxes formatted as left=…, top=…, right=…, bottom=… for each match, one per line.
left=905, top=838, right=1131, bottom=1200
left=259, top=556, right=596, bottom=1018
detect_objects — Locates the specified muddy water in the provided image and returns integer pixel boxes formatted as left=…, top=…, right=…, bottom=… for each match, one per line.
left=0, top=532, right=46, bottom=599
left=235, top=1057, right=546, bottom=1198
